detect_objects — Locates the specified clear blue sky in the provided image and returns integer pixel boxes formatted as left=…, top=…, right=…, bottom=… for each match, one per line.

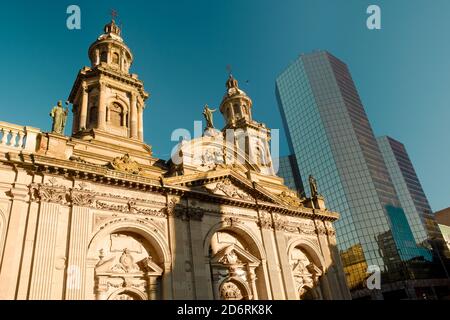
left=0, top=1, right=449, bottom=211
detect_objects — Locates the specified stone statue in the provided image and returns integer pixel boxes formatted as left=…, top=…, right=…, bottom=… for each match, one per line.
left=203, top=104, right=217, bottom=129
left=50, top=100, right=69, bottom=134
left=309, top=175, right=318, bottom=198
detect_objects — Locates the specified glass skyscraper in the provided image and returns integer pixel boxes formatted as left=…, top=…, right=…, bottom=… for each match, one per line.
left=275, top=51, right=447, bottom=298
left=377, top=136, right=450, bottom=260
left=276, top=155, right=304, bottom=196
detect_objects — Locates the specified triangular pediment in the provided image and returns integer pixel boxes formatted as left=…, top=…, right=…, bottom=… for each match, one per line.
left=163, top=169, right=283, bottom=205
left=211, top=244, right=260, bottom=267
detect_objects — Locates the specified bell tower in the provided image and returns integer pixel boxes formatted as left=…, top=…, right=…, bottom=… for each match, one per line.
left=220, top=74, right=253, bottom=128
left=219, top=75, right=275, bottom=176
left=68, top=19, right=149, bottom=142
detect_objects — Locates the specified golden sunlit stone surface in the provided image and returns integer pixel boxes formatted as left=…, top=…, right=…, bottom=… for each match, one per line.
left=0, top=20, right=350, bottom=300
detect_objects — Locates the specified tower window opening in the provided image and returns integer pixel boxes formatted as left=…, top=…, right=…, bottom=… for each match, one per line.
left=233, top=104, right=240, bottom=119
left=112, top=52, right=120, bottom=65
left=110, top=102, right=124, bottom=127
left=100, top=51, right=108, bottom=63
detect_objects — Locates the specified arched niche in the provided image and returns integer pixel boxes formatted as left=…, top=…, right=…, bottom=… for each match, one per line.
left=205, top=222, right=269, bottom=300
left=287, top=239, right=324, bottom=300
left=86, top=221, right=171, bottom=300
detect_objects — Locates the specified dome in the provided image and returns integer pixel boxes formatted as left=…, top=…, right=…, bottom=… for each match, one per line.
left=97, top=20, right=124, bottom=42
left=221, top=74, right=251, bottom=103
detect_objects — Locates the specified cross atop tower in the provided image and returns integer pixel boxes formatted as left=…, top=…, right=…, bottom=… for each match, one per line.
left=110, top=9, right=119, bottom=21
left=226, top=65, right=232, bottom=77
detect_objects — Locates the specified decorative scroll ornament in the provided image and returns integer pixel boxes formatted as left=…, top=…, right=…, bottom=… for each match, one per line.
left=109, top=153, right=142, bottom=175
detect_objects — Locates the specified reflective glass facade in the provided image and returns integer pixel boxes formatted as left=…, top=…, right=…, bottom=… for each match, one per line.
left=377, top=136, right=448, bottom=257
left=275, top=51, right=433, bottom=290
left=277, top=155, right=304, bottom=196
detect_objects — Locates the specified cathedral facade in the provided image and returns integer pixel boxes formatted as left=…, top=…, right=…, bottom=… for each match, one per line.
left=0, top=20, right=350, bottom=300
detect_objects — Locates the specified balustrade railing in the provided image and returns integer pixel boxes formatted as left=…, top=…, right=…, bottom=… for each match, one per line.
left=0, top=121, right=40, bottom=153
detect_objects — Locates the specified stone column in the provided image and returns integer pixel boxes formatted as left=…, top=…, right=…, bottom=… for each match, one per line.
left=259, top=227, right=284, bottom=299
left=28, top=201, right=61, bottom=299
left=138, top=105, right=144, bottom=141
left=247, top=267, right=258, bottom=300
left=95, top=276, right=109, bottom=300
left=147, top=276, right=158, bottom=300
left=79, top=84, right=88, bottom=131
left=95, top=49, right=100, bottom=65
left=273, top=226, right=297, bottom=300
left=130, top=93, right=138, bottom=139
left=229, top=102, right=235, bottom=122
left=188, top=215, right=211, bottom=299
left=0, top=183, right=30, bottom=299
left=162, top=262, right=173, bottom=300
left=315, top=219, right=338, bottom=300
left=65, top=203, right=91, bottom=300
left=98, top=81, right=107, bottom=130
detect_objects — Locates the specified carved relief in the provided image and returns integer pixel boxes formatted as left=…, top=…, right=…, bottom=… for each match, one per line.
left=222, top=216, right=240, bottom=227
left=278, top=191, right=305, bottom=208
left=325, top=221, right=336, bottom=237
left=111, top=249, right=140, bottom=273
left=257, top=211, right=272, bottom=230
left=71, top=189, right=95, bottom=207
left=109, top=153, right=142, bottom=175
left=30, top=183, right=68, bottom=204
left=206, top=179, right=253, bottom=201
left=290, top=247, right=322, bottom=299
left=314, top=220, right=327, bottom=236
left=272, top=214, right=287, bottom=231
left=218, top=250, right=241, bottom=265
left=220, top=282, right=243, bottom=300
left=94, top=232, right=163, bottom=300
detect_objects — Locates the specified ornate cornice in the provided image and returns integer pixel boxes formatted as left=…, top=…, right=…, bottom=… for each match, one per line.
left=5, top=154, right=339, bottom=221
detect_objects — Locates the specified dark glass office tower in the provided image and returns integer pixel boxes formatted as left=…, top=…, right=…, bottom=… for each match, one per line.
left=377, top=136, right=450, bottom=261
left=275, top=51, right=448, bottom=298
left=277, top=155, right=304, bottom=196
